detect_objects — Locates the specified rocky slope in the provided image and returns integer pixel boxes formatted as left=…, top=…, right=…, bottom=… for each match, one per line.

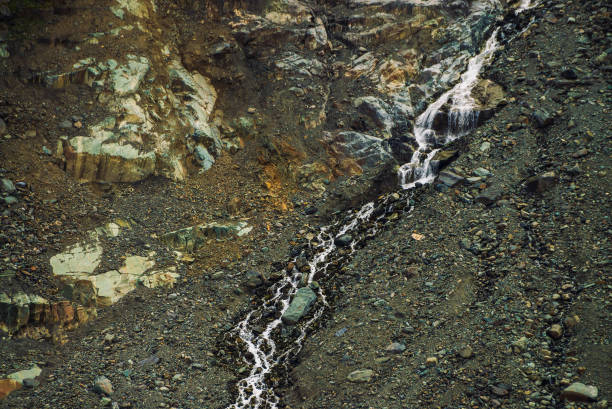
left=0, top=0, right=610, bottom=408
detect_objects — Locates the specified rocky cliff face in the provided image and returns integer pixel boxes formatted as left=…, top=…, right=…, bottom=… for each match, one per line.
left=1, top=0, right=610, bottom=408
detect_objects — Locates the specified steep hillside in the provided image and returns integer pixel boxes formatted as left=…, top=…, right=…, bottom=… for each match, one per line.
left=0, top=0, right=610, bottom=408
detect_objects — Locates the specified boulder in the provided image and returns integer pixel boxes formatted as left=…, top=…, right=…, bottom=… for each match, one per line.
left=281, top=287, right=317, bottom=325
left=110, top=55, right=150, bottom=95
left=561, top=383, right=598, bottom=402
left=525, top=171, right=557, bottom=193
left=0, top=379, right=21, bottom=400
left=63, top=137, right=156, bottom=183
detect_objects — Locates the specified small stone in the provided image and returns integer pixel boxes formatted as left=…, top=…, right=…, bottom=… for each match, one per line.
left=564, top=315, right=580, bottom=329
left=561, top=383, right=598, bottom=402
left=560, top=67, right=578, bottom=80
left=458, top=345, right=473, bottom=359
left=473, top=167, right=492, bottom=177
left=513, top=336, right=528, bottom=352
left=25, top=130, right=36, bottom=138
left=525, top=171, right=556, bottom=193
left=0, top=118, right=6, bottom=135
left=245, top=270, right=263, bottom=289
left=475, top=186, right=504, bottom=206
left=100, top=397, right=112, bottom=406
left=347, top=369, right=373, bottom=383
left=22, top=378, right=39, bottom=388
left=425, top=357, right=438, bottom=366
left=59, top=120, right=73, bottom=129
left=480, top=141, right=491, bottom=152
left=74, top=121, right=83, bottom=129
left=42, top=146, right=52, bottom=156
left=491, top=384, right=510, bottom=397
left=572, top=148, right=589, bottom=158
left=93, top=376, right=113, bottom=396
left=547, top=324, right=563, bottom=339
left=531, top=109, right=553, bottom=128
left=385, top=342, right=406, bottom=354
left=1, top=178, right=15, bottom=193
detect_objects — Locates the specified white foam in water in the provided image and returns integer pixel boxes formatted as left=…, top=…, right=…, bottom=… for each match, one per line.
left=398, top=28, right=500, bottom=189
left=229, top=202, right=375, bottom=409
left=516, top=0, right=534, bottom=14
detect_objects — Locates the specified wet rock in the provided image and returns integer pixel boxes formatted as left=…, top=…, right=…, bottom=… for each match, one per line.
left=93, top=376, right=113, bottom=396
left=334, top=234, right=353, bottom=247
left=561, top=383, right=598, bottom=402
left=531, top=109, right=553, bottom=128
left=281, top=287, right=317, bottom=325
left=432, top=150, right=458, bottom=167
left=438, top=171, right=464, bottom=187
left=347, top=369, right=373, bottom=383
left=525, top=171, right=557, bottom=193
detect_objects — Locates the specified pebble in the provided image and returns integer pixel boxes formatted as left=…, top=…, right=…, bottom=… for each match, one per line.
left=572, top=148, right=589, bottom=158
left=458, top=345, right=473, bottom=359
left=425, top=357, right=438, bottom=366
left=547, top=324, right=563, bottom=339
left=1, top=178, right=15, bottom=193
left=0, top=117, right=6, bottom=135
left=347, top=369, right=374, bottom=383
left=93, top=376, right=113, bottom=396
left=59, top=120, right=72, bottom=129
left=561, top=382, right=598, bottom=402
left=334, top=234, right=353, bottom=247
left=385, top=342, right=406, bottom=354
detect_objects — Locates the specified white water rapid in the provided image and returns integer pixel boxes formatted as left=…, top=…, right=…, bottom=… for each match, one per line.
left=229, top=3, right=536, bottom=407
left=398, top=28, right=500, bottom=189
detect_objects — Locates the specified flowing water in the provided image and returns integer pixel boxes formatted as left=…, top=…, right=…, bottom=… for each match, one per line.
left=228, top=3, right=536, bottom=408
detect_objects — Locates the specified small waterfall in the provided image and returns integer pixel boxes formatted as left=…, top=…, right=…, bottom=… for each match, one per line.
left=398, top=28, right=500, bottom=189
left=516, top=0, right=535, bottom=14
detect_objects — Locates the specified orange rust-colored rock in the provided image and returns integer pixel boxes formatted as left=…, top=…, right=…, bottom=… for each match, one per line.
left=57, top=301, right=75, bottom=325
left=0, top=379, right=22, bottom=400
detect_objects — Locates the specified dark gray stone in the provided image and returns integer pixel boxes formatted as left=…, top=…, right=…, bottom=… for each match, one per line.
left=334, top=234, right=353, bottom=247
